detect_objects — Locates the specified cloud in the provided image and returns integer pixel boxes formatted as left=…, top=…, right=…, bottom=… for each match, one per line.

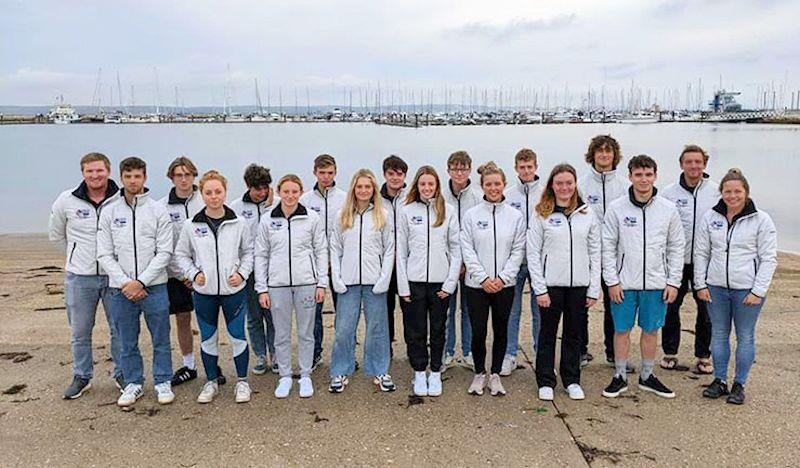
left=449, top=14, right=577, bottom=41
left=0, top=68, right=89, bottom=85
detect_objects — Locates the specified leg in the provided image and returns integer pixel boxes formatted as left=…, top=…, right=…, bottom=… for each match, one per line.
left=731, top=290, right=764, bottom=386
left=536, top=288, right=563, bottom=388
left=64, top=273, right=102, bottom=380
left=193, top=292, right=221, bottom=381
left=295, top=286, right=318, bottom=378
left=560, top=287, right=586, bottom=387
left=707, top=286, right=733, bottom=382
left=610, top=290, right=637, bottom=376
left=245, top=274, right=267, bottom=359
left=387, top=268, right=398, bottom=344
left=692, top=289, right=712, bottom=359
left=505, top=268, right=526, bottom=359
left=404, top=283, right=431, bottom=372
left=329, top=286, right=361, bottom=377
left=314, top=301, right=324, bottom=361
left=429, top=284, right=449, bottom=373
left=99, top=276, right=123, bottom=380
left=601, top=280, right=615, bottom=360
left=460, top=279, right=472, bottom=355
left=363, top=288, right=390, bottom=376
left=269, top=288, right=294, bottom=378
left=445, top=287, right=458, bottom=357
left=108, top=289, right=144, bottom=385
left=465, top=287, right=490, bottom=374
left=662, top=264, right=690, bottom=356
left=175, top=312, right=195, bottom=359
left=221, top=289, right=250, bottom=379
left=140, top=285, right=173, bottom=385
left=488, top=287, right=514, bottom=375
left=525, top=271, right=541, bottom=353
left=639, top=290, right=667, bottom=361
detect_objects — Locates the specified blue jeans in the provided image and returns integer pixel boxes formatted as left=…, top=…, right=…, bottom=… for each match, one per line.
left=246, top=274, right=275, bottom=359
left=194, top=289, right=249, bottom=380
left=708, top=286, right=764, bottom=385
left=64, top=273, right=122, bottom=380
left=445, top=279, right=472, bottom=357
left=505, top=267, right=540, bottom=357
left=107, top=284, right=173, bottom=386
left=330, top=285, right=390, bottom=377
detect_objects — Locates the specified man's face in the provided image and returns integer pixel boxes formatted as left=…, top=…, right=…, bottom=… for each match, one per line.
left=384, top=168, right=406, bottom=191
left=629, top=167, right=657, bottom=193
left=314, top=165, right=336, bottom=188
left=249, top=185, right=269, bottom=203
left=447, top=164, right=471, bottom=186
left=594, top=145, right=615, bottom=169
left=121, top=169, right=147, bottom=195
left=515, top=159, right=537, bottom=183
left=170, top=165, right=195, bottom=192
left=680, top=152, right=706, bottom=181
left=82, top=161, right=110, bottom=191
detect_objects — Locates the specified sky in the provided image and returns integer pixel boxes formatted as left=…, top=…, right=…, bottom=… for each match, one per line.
left=1, top=0, right=798, bottom=108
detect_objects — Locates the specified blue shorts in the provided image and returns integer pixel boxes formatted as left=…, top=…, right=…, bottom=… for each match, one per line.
left=610, top=290, right=666, bottom=333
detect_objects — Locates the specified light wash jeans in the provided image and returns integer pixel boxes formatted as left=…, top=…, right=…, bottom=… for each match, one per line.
left=330, top=285, right=390, bottom=377
left=445, top=280, right=472, bottom=357
left=505, top=267, right=540, bottom=358
left=708, top=286, right=764, bottom=385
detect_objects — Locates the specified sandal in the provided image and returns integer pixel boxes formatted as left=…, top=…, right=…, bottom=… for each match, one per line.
left=659, top=356, right=678, bottom=370
left=694, top=358, right=714, bottom=375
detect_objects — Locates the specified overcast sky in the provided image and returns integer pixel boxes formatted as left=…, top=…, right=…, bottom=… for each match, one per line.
left=2, top=0, right=798, bottom=108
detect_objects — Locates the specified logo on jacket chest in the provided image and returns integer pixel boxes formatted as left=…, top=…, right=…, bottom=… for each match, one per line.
left=269, top=220, right=284, bottom=230
left=309, top=206, right=321, bottom=214
left=194, top=226, right=209, bottom=237
left=410, top=216, right=424, bottom=225
left=75, top=208, right=91, bottom=219
left=548, top=217, right=563, bottom=227
left=476, top=220, right=490, bottom=230
left=587, top=195, right=600, bottom=204
left=113, top=217, right=128, bottom=228
left=623, top=216, right=638, bottom=227
left=710, top=220, right=725, bottom=231
left=675, top=198, right=689, bottom=208
left=509, top=201, right=522, bottom=210
left=241, top=209, right=254, bottom=219
left=169, top=212, right=183, bottom=222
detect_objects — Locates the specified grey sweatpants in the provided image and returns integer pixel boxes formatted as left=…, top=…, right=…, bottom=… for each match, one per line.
left=269, top=285, right=318, bottom=378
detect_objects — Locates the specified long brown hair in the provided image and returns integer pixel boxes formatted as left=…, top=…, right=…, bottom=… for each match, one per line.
left=405, top=166, right=446, bottom=227
left=340, top=169, right=386, bottom=230
left=536, top=164, right=580, bottom=218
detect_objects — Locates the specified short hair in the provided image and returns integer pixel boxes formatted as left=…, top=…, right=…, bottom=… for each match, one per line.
left=585, top=135, right=622, bottom=168
left=679, top=144, right=710, bottom=164
left=382, top=155, right=408, bottom=174
left=628, top=154, right=658, bottom=173
left=514, top=148, right=538, bottom=166
left=447, top=150, right=472, bottom=168
left=166, top=156, right=198, bottom=179
left=313, top=154, right=337, bottom=171
left=119, top=156, right=147, bottom=174
left=198, top=170, right=227, bottom=192
left=477, top=161, right=506, bottom=184
left=277, top=174, right=304, bottom=192
left=720, top=168, right=750, bottom=196
left=243, top=164, right=272, bottom=188
left=80, top=152, right=111, bottom=171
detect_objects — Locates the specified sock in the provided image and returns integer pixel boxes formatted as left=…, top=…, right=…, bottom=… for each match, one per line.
left=641, top=359, right=655, bottom=380
left=183, top=353, right=196, bottom=370
left=615, top=359, right=628, bottom=381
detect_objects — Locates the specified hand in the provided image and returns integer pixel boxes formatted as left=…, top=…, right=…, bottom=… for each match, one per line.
left=121, top=280, right=144, bottom=300
left=491, top=278, right=505, bottom=291
left=586, top=297, right=597, bottom=308
left=131, top=289, right=148, bottom=302
left=536, top=293, right=551, bottom=308
left=182, top=278, right=193, bottom=289
left=315, top=287, right=326, bottom=303
left=436, top=290, right=450, bottom=299
left=195, top=273, right=206, bottom=286
left=697, top=289, right=711, bottom=302
left=743, top=293, right=762, bottom=306
left=258, top=292, right=271, bottom=309
left=459, top=265, right=466, bottom=281
left=663, top=285, right=678, bottom=304
left=401, top=295, right=412, bottom=303
left=228, top=272, right=244, bottom=287
left=608, top=285, right=624, bottom=304
left=481, top=279, right=499, bottom=294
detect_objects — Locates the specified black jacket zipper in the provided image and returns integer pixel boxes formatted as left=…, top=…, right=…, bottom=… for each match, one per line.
left=287, top=218, right=294, bottom=286
left=601, top=174, right=607, bottom=214
left=358, top=212, right=363, bottom=284
left=131, top=197, right=139, bottom=280
left=725, top=220, right=737, bottom=289
left=492, top=205, right=498, bottom=278
left=568, top=214, right=574, bottom=287
left=641, top=206, right=647, bottom=290
left=213, top=224, right=221, bottom=294
left=426, top=203, right=431, bottom=282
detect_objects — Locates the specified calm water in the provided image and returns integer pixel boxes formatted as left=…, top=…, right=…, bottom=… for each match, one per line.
left=2, top=122, right=799, bottom=251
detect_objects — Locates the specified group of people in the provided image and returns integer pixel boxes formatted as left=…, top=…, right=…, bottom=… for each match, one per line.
left=49, top=135, right=778, bottom=408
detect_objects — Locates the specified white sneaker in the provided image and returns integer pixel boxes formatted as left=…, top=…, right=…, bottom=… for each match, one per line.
left=566, top=383, right=585, bottom=400
left=235, top=380, right=252, bottom=403
left=413, top=371, right=428, bottom=396
left=442, top=354, right=456, bottom=372
left=275, top=377, right=293, bottom=398
left=197, top=380, right=218, bottom=404
left=538, top=386, right=554, bottom=401
left=298, top=377, right=314, bottom=398
left=154, top=382, right=175, bottom=405
left=427, top=372, right=443, bottom=397
left=500, top=356, right=516, bottom=376
left=468, top=374, right=486, bottom=396
left=459, top=353, right=475, bottom=371
left=488, top=373, right=506, bottom=396
left=117, top=383, right=143, bottom=407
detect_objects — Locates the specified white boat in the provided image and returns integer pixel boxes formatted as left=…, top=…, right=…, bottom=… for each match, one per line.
left=224, top=113, right=247, bottom=123
left=103, top=113, right=122, bottom=124
left=249, top=114, right=269, bottom=122
left=49, top=98, right=79, bottom=124
left=618, top=112, right=658, bottom=124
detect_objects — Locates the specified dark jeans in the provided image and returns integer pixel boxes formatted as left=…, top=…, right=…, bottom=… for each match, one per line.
left=582, top=279, right=615, bottom=359
left=662, top=263, right=711, bottom=358
left=537, top=287, right=586, bottom=388
left=387, top=267, right=409, bottom=345
left=465, top=286, right=514, bottom=375
left=314, top=279, right=337, bottom=360
left=403, top=282, right=448, bottom=372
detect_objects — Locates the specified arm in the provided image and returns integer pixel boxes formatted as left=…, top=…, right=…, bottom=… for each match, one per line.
left=587, top=215, right=602, bottom=300
left=665, top=208, right=685, bottom=289
left=174, top=223, right=200, bottom=282
left=692, top=214, right=711, bottom=292
left=47, top=195, right=68, bottom=250
left=442, top=212, right=462, bottom=295
left=137, top=209, right=174, bottom=286
left=329, top=221, right=347, bottom=294
left=395, top=209, right=412, bottom=297
left=498, top=215, right=526, bottom=286
left=373, top=216, right=395, bottom=294
left=460, top=213, right=489, bottom=285
left=96, top=208, right=132, bottom=286
left=254, top=219, right=271, bottom=293
left=313, top=216, right=329, bottom=289
left=601, top=207, right=621, bottom=287
left=526, top=219, right=547, bottom=296
left=237, top=223, right=254, bottom=280
left=751, top=214, right=778, bottom=297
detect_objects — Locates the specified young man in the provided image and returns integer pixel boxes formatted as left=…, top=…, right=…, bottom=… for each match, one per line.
left=299, top=154, right=347, bottom=369
left=230, top=164, right=278, bottom=375
left=501, top=148, right=544, bottom=375
left=577, top=135, right=631, bottom=369
left=441, top=150, right=481, bottom=370
left=97, top=157, right=175, bottom=407
left=601, top=155, right=684, bottom=399
left=380, top=155, right=409, bottom=355
left=660, top=145, right=718, bottom=373
left=49, top=152, right=123, bottom=399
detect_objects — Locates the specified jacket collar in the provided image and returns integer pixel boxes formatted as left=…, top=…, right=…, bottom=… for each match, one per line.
left=380, top=182, right=406, bottom=202
left=590, top=165, right=619, bottom=182
left=712, top=198, right=758, bottom=223
left=628, top=186, right=657, bottom=208
left=448, top=179, right=473, bottom=198
left=515, top=175, right=541, bottom=194
left=192, top=205, right=238, bottom=224
left=271, top=202, right=308, bottom=220
left=72, top=179, right=119, bottom=208
left=554, top=198, right=588, bottom=217
left=120, top=187, right=151, bottom=207
left=678, top=173, right=710, bottom=193
left=242, top=190, right=270, bottom=206
left=481, top=195, right=506, bottom=207
left=167, top=185, right=198, bottom=205
left=313, top=181, right=337, bottom=197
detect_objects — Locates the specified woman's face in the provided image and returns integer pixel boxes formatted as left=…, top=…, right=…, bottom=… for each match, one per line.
left=552, top=171, right=576, bottom=203
left=201, top=180, right=226, bottom=210
left=482, top=173, right=505, bottom=202
left=279, top=181, right=302, bottom=207
left=354, top=176, right=374, bottom=204
left=418, top=174, right=437, bottom=200
left=722, top=180, right=747, bottom=212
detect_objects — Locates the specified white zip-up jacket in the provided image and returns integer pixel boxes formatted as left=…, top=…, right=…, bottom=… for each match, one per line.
left=96, top=190, right=173, bottom=289
left=380, top=183, right=408, bottom=257
left=661, top=174, right=720, bottom=264
left=693, top=199, right=778, bottom=297
left=48, top=180, right=119, bottom=276
left=442, top=179, right=482, bottom=230
left=602, top=188, right=685, bottom=291
left=527, top=202, right=602, bottom=299
left=330, top=204, right=395, bottom=294
left=396, top=199, right=462, bottom=297
left=174, top=207, right=254, bottom=296
left=229, top=191, right=279, bottom=242
left=158, top=187, right=204, bottom=279
left=254, top=203, right=328, bottom=293
left=578, top=166, right=630, bottom=225
left=299, top=182, right=347, bottom=251
left=460, top=198, right=526, bottom=289
left=504, top=177, right=544, bottom=232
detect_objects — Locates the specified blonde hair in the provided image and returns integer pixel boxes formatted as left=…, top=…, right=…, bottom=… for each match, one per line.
left=720, top=168, right=750, bottom=196
left=198, top=170, right=227, bottom=192
left=80, top=152, right=111, bottom=171
left=477, top=161, right=506, bottom=185
left=340, top=169, right=386, bottom=231
left=536, top=164, right=580, bottom=218
left=405, top=166, right=446, bottom=227
left=277, top=174, right=303, bottom=192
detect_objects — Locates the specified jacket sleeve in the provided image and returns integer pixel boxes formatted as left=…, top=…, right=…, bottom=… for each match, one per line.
left=373, top=216, right=395, bottom=294
left=174, top=223, right=200, bottom=282
left=460, top=212, right=489, bottom=285
left=329, top=220, right=347, bottom=294
left=48, top=194, right=68, bottom=251
left=254, top=218, right=271, bottom=293
left=313, top=215, right=329, bottom=288
left=692, top=213, right=711, bottom=291
left=395, top=209, right=412, bottom=297
left=442, top=212, right=462, bottom=294
left=137, top=209, right=173, bottom=287
left=526, top=218, right=547, bottom=296
left=587, top=214, right=602, bottom=299
left=499, top=214, right=526, bottom=286
left=96, top=208, right=132, bottom=286
left=751, top=214, right=778, bottom=297
left=665, top=207, right=685, bottom=288
left=237, top=223, right=254, bottom=280
left=601, top=206, right=621, bottom=287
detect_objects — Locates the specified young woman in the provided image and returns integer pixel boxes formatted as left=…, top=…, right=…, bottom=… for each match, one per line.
left=174, top=170, right=253, bottom=404
left=255, top=174, right=328, bottom=399
left=527, top=164, right=601, bottom=401
left=328, top=169, right=396, bottom=393
left=396, top=166, right=461, bottom=397
left=694, top=168, right=777, bottom=405
left=460, top=161, right=526, bottom=396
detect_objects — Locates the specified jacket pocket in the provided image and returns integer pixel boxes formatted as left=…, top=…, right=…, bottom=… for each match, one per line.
left=68, top=242, right=77, bottom=265
left=542, top=255, right=548, bottom=276
left=309, top=255, right=317, bottom=281
left=753, top=259, right=758, bottom=277
left=617, top=254, right=625, bottom=274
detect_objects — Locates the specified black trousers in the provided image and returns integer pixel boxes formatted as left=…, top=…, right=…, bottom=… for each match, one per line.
left=403, top=282, right=448, bottom=372
left=662, top=263, right=712, bottom=358
left=386, top=268, right=409, bottom=344
left=581, top=279, right=615, bottom=359
left=465, top=286, right=514, bottom=375
left=537, top=286, right=587, bottom=388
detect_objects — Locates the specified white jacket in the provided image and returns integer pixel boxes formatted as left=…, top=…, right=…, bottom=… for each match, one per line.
left=380, top=183, right=408, bottom=256
left=661, top=174, right=719, bottom=264
left=229, top=191, right=279, bottom=242
left=96, top=190, right=173, bottom=289
left=460, top=199, right=526, bottom=289
left=602, top=189, right=685, bottom=290
left=693, top=200, right=778, bottom=297
left=299, top=183, right=347, bottom=251
left=330, top=205, right=395, bottom=294
left=48, top=180, right=119, bottom=276
left=442, top=179, right=482, bottom=230
left=174, top=207, right=254, bottom=296
left=527, top=203, right=602, bottom=299
left=158, top=187, right=204, bottom=279
left=504, top=177, right=544, bottom=231
left=254, top=203, right=328, bottom=293
left=396, top=199, right=462, bottom=297
left=578, top=166, right=630, bottom=226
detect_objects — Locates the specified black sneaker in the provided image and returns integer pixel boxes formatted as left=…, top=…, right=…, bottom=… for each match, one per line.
left=726, top=382, right=745, bottom=405
left=702, top=378, right=729, bottom=399
left=580, top=354, right=590, bottom=368
left=171, top=366, right=198, bottom=386
left=63, top=376, right=91, bottom=399
left=638, top=374, right=676, bottom=398
left=602, top=375, right=628, bottom=398
left=216, top=366, right=227, bottom=385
